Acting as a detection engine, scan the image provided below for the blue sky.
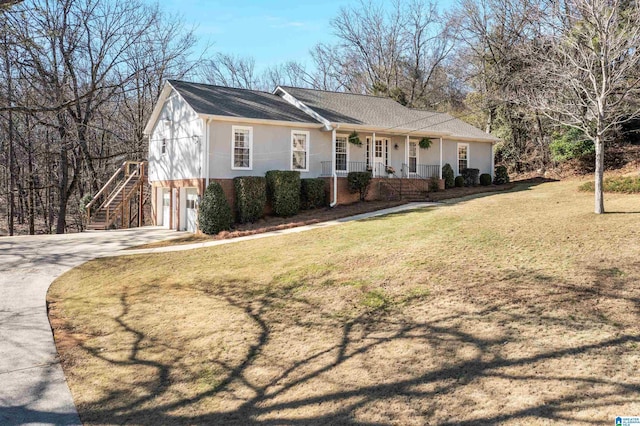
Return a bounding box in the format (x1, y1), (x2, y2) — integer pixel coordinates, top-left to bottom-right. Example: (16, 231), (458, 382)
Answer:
(156, 0), (456, 72)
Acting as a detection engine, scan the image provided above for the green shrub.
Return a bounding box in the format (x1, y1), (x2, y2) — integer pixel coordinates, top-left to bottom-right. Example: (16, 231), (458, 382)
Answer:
(462, 168), (480, 187)
(199, 182), (233, 234)
(234, 176), (266, 223)
(454, 176), (465, 187)
(442, 163), (455, 189)
(429, 175), (440, 192)
(479, 173), (492, 186)
(579, 176), (640, 194)
(301, 178), (326, 209)
(347, 171), (372, 201)
(493, 165), (510, 185)
(550, 128), (594, 162)
(265, 170), (301, 217)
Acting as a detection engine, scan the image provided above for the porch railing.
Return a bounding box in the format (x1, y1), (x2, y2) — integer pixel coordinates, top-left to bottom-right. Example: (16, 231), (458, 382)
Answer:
(321, 161), (440, 179)
(401, 164), (440, 179)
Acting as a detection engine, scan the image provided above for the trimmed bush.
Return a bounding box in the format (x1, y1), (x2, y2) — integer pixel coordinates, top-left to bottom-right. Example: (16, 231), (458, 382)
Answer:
(347, 171), (372, 201)
(442, 163), (455, 189)
(479, 173), (492, 186)
(462, 168), (480, 187)
(266, 170), (301, 217)
(234, 176), (266, 223)
(199, 182), (233, 235)
(493, 165), (510, 185)
(301, 178), (326, 209)
(428, 175), (440, 192)
(579, 176), (640, 194)
(454, 176), (465, 187)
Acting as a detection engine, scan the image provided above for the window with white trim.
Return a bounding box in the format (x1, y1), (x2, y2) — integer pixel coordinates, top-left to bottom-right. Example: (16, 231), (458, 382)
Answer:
(335, 136), (348, 171)
(232, 126), (252, 170)
(458, 143), (469, 174)
(291, 130), (309, 171)
(409, 141), (417, 173)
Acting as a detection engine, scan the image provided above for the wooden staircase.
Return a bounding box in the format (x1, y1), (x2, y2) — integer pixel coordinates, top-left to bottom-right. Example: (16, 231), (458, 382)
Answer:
(85, 161), (147, 231)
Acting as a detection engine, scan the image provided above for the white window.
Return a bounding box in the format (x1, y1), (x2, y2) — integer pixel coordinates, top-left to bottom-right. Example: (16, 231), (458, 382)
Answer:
(291, 130), (309, 171)
(409, 141), (418, 173)
(161, 138), (167, 155)
(232, 126), (253, 170)
(335, 136), (348, 171)
(458, 143), (469, 175)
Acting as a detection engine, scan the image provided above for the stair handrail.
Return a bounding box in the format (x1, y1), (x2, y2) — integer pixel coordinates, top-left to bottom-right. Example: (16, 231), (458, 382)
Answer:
(103, 166), (141, 210)
(104, 166), (142, 228)
(85, 161), (128, 214)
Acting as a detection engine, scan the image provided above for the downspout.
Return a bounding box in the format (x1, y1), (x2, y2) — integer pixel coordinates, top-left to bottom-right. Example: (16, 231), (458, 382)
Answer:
(331, 127), (338, 207)
(205, 118), (211, 189)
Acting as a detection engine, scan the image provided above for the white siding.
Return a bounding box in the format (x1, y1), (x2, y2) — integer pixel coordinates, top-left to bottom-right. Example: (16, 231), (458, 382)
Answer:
(442, 139), (493, 176)
(206, 121), (331, 178)
(148, 90), (202, 182)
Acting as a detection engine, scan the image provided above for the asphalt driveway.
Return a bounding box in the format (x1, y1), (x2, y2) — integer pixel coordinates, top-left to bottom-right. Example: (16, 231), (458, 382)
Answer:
(0, 227), (181, 425)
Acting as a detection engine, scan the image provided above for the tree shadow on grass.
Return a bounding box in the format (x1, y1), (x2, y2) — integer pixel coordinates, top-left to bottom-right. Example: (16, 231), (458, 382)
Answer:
(65, 265), (640, 425)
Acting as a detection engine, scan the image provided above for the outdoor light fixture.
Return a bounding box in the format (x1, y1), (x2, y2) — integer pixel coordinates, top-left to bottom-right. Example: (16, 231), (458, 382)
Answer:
(192, 135), (200, 143)
(394, 143), (399, 150)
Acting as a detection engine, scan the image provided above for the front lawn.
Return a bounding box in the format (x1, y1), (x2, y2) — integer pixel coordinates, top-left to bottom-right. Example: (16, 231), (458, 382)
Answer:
(48, 180), (640, 425)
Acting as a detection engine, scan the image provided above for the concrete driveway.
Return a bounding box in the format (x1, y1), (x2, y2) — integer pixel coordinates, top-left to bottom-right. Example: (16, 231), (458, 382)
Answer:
(0, 227), (182, 425)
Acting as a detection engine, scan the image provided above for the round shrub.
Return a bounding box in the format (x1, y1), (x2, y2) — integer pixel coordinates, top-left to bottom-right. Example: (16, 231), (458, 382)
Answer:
(442, 163), (455, 189)
(301, 178), (326, 209)
(479, 173), (492, 186)
(493, 165), (510, 185)
(454, 176), (465, 187)
(199, 182), (232, 235)
(347, 171), (372, 201)
(266, 170), (301, 217)
(234, 176), (266, 223)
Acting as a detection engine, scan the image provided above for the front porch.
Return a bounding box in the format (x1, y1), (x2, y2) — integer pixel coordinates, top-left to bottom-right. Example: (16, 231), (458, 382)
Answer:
(320, 161), (441, 180)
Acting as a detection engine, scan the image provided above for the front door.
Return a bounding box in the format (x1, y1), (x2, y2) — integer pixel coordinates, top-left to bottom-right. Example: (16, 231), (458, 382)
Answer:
(185, 189), (198, 233)
(162, 189), (170, 228)
(374, 139), (386, 176)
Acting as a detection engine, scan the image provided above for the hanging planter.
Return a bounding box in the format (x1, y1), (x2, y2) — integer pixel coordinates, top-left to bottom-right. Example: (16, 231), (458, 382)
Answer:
(419, 137), (432, 149)
(348, 130), (362, 146)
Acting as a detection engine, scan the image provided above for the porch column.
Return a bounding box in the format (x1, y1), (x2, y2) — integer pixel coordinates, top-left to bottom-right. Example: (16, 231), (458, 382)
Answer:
(371, 131), (376, 177)
(439, 137), (443, 179)
(405, 135), (409, 177)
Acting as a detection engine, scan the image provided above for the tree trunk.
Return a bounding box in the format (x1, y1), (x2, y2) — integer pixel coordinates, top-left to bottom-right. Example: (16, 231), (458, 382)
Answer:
(594, 136), (605, 214)
(56, 143), (69, 234)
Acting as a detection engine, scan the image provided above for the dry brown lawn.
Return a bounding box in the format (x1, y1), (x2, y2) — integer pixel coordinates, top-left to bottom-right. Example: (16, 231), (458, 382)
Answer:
(48, 179), (640, 425)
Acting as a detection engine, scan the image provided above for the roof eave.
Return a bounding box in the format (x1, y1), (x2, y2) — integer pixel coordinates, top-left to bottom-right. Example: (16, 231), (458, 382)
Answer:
(198, 113), (326, 128)
(143, 81), (175, 135)
(331, 122), (453, 137)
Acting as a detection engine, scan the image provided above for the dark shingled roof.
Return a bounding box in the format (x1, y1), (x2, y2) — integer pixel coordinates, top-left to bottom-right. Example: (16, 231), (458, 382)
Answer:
(167, 80), (497, 141)
(168, 80), (316, 123)
(279, 86), (499, 141)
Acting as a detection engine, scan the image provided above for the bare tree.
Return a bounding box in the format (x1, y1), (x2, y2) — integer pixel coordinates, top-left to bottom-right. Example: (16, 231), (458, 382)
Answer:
(200, 53), (260, 89)
(523, 0), (640, 213)
(1, 0), (200, 234)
